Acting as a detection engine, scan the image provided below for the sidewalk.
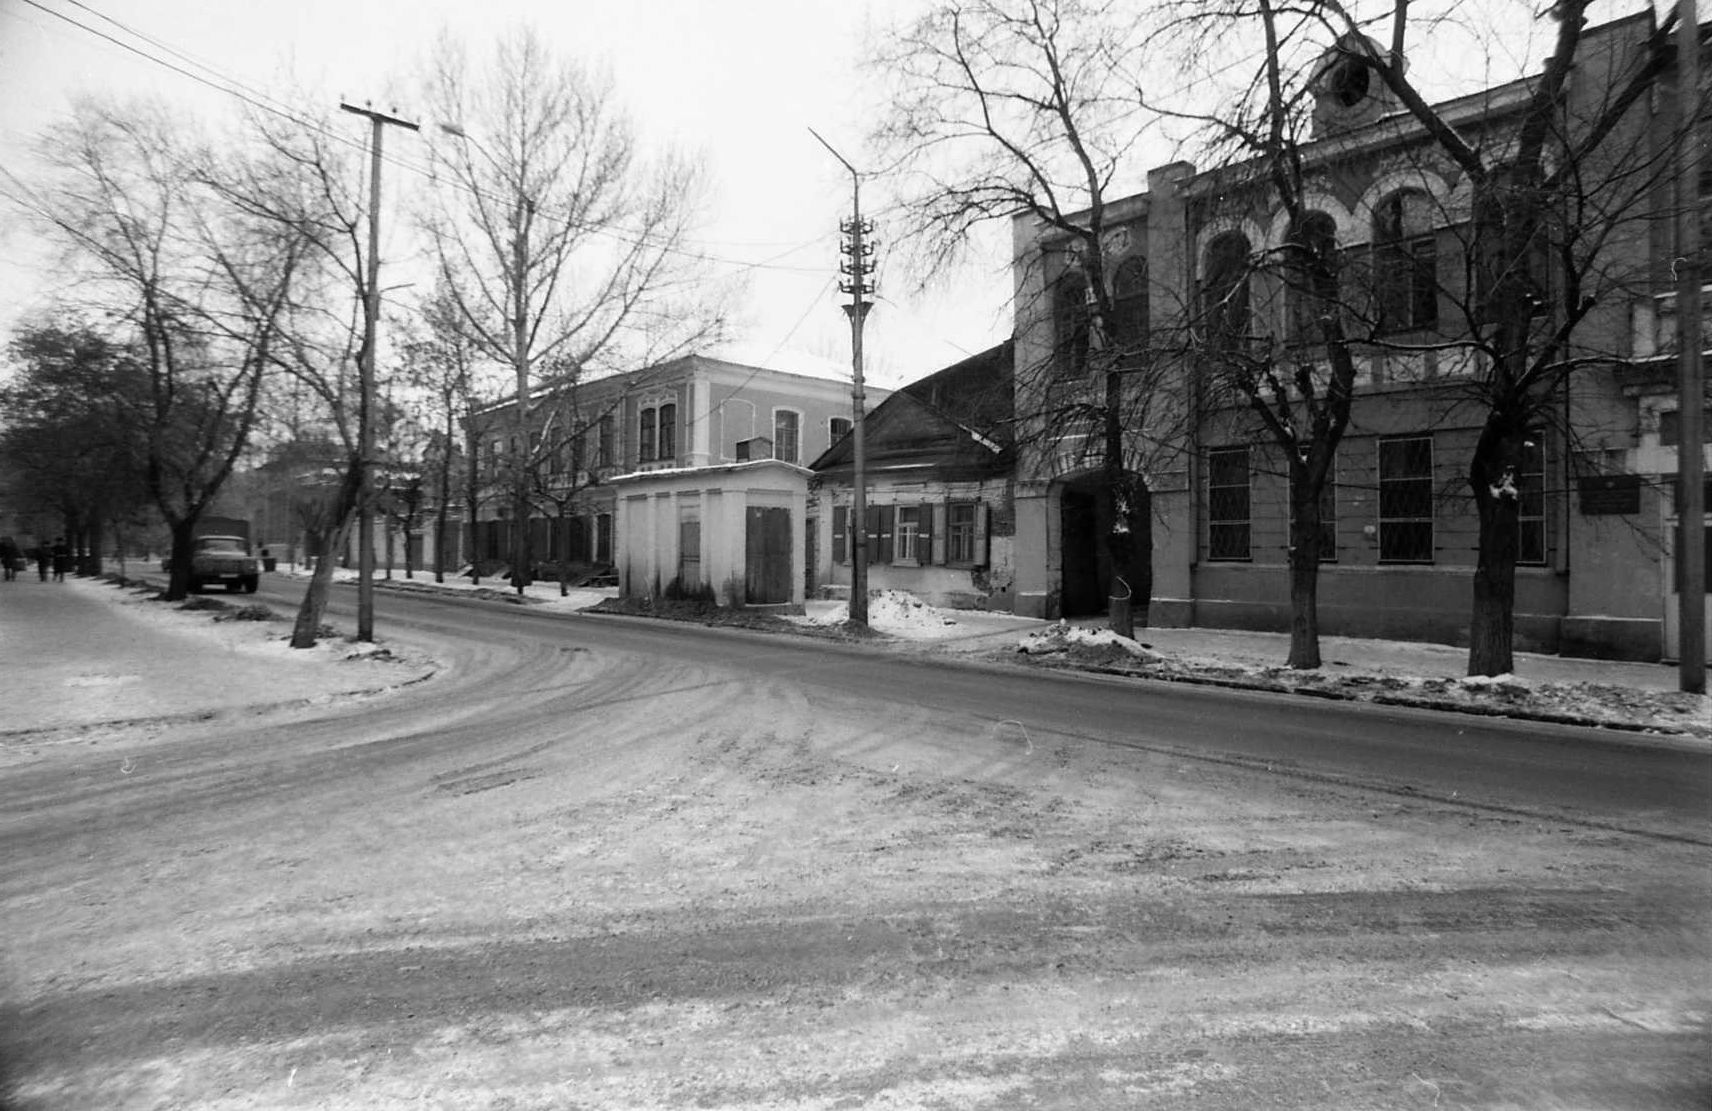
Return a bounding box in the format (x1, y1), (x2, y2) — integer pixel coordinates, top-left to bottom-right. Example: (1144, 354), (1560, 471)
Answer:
(0, 575), (433, 734)
(3, 572), (1707, 740)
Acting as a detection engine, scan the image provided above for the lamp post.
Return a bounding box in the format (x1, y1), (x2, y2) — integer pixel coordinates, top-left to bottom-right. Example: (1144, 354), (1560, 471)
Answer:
(809, 127), (874, 627)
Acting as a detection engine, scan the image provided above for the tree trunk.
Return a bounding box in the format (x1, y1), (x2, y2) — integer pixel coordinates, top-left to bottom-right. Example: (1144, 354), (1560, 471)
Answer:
(1132, 483), (1153, 630)
(1286, 470), (1323, 670)
(290, 514), (355, 649)
(163, 518), (197, 600)
(1467, 424), (1522, 676)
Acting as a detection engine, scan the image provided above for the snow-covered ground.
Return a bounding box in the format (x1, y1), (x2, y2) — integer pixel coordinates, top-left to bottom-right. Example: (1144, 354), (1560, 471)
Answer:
(275, 564), (616, 613)
(9, 575), (1709, 741)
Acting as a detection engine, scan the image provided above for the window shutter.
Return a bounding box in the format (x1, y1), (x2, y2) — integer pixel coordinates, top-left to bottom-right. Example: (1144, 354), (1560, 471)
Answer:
(930, 502), (947, 565)
(975, 503), (990, 567)
(832, 506), (847, 564)
(870, 505), (895, 565)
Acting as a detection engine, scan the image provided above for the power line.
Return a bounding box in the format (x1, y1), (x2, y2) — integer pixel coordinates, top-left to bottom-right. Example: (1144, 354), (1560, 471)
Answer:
(12, 0), (844, 279)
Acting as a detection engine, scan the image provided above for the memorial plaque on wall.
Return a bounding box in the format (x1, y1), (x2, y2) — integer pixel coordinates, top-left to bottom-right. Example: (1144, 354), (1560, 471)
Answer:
(1578, 474), (1642, 515)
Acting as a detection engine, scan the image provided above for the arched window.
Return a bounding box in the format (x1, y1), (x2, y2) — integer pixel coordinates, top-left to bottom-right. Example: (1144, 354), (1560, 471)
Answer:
(1111, 256), (1149, 355)
(1203, 232), (1251, 352)
(1373, 189), (1438, 332)
(1474, 166), (1550, 323)
(1286, 212), (1339, 345)
(1053, 273), (1091, 377)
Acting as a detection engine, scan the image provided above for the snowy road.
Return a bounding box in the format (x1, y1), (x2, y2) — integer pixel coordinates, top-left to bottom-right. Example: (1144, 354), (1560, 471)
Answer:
(318, 581), (1711, 844)
(3, 580), (1709, 1108)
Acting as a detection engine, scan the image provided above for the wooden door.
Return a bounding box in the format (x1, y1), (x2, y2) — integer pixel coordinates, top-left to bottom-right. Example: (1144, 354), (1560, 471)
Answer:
(745, 506), (792, 604)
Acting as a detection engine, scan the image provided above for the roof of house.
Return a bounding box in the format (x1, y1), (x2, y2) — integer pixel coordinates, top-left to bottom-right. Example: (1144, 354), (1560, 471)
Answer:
(810, 341), (1014, 481)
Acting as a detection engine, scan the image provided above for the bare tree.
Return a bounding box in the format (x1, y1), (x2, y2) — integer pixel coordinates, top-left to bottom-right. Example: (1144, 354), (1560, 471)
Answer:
(1140, 0), (1373, 669)
(525, 362), (628, 595)
(5, 98), (306, 601)
(204, 101), (408, 646)
(871, 0), (1178, 636)
(423, 26), (728, 594)
(1159, 0), (1680, 674)
(399, 288), (491, 584)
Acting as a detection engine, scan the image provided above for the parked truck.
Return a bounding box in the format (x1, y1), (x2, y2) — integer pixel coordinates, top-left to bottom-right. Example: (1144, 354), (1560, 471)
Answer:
(162, 516), (260, 594)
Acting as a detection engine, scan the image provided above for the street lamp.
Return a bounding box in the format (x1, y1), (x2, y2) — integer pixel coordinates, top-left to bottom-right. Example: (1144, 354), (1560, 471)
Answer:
(437, 122), (536, 596)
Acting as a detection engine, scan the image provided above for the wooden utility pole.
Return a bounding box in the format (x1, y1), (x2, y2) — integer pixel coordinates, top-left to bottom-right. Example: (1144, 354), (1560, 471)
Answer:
(340, 102), (419, 642)
(811, 128), (874, 626)
(1677, 3), (1704, 692)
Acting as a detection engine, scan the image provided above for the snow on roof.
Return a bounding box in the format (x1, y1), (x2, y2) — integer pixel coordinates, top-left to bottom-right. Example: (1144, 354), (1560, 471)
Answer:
(705, 342), (858, 386)
(607, 457), (812, 484)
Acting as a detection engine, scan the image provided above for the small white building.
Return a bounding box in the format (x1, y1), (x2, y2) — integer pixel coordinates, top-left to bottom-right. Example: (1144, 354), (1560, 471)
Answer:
(612, 459), (810, 610)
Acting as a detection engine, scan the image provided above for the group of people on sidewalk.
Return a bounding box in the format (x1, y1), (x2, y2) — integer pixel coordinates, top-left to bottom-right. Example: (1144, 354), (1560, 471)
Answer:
(0, 536), (73, 583)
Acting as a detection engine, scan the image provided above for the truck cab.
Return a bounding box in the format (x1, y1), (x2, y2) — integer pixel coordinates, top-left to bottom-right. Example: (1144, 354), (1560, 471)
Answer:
(186, 535), (260, 594)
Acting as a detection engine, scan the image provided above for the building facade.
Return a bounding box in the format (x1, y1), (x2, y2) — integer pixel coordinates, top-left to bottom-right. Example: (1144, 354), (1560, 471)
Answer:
(810, 343), (1016, 609)
(470, 354), (881, 580)
(1007, 11), (1701, 661)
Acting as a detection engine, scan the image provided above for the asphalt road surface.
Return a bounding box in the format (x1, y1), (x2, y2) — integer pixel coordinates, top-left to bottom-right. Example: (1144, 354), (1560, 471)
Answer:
(3, 579), (1708, 1109)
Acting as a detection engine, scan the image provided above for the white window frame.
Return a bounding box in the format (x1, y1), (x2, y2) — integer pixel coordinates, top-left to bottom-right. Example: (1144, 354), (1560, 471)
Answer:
(772, 407), (804, 464)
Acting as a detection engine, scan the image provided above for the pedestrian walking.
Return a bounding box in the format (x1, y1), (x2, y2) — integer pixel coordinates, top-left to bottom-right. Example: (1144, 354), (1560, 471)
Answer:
(33, 544), (49, 581)
(51, 538), (70, 582)
(0, 536), (18, 581)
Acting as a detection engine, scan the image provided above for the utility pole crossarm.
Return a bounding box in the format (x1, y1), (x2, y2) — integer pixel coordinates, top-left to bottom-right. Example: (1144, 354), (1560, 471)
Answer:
(811, 126), (876, 628)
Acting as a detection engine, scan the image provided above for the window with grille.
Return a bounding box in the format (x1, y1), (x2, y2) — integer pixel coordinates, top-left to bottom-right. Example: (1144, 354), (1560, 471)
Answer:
(830, 416), (852, 444)
(1207, 446), (1251, 560)
(1519, 435), (1546, 565)
(1378, 435), (1435, 562)
(773, 410), (801, 464)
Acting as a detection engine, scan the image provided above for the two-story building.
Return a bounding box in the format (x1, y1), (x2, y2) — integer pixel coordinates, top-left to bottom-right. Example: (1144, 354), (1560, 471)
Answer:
(470, 352), (882, 585)
(1005, 9), (1703, 661)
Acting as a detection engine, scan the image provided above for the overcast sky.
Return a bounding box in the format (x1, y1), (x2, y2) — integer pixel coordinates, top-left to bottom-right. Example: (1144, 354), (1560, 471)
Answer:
(0, 0), (1024, 387)
(0, 0), (1616, 388)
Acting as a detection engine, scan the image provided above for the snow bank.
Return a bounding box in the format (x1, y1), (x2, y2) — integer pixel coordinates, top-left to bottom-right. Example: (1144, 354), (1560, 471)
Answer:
(805, 590), (967, 639)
